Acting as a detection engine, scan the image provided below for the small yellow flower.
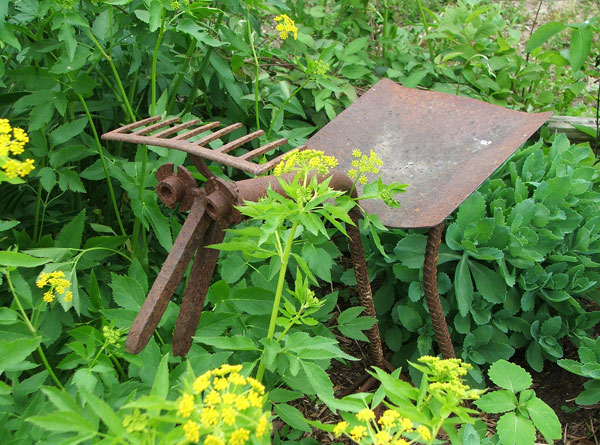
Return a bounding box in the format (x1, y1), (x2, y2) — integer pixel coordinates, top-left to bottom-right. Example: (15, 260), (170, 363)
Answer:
(357, 408), (375, 422)
(229, 427), (250, 445)
(333, 421), (348, 437)
(246, 377), (265, 395)
(274, 14), (298, 40)
(375, 430), (392, 444)
(399, 417), (413, 432)
(213, 377), (229, 391)
(392, 440), (409, 445)
(204, 390), (221, 405)
(378, 409), (400, 428)
(205, 435), (225, 445)
(64, 291), (73, 302)
(222, 406), (238, 426)
(256, 414), (269, 438)
(178, 393), (195, 418)
(200, 406), (219, 427)
(247, 390), (262, 407)
(183, 420), (200, 443)
(228, 372), (247, 386)
(349, 425), (367, 441)
(43, 291), (55, 303)
(234, 395), (250, 410)
(417, 425), (432, 441)
(193, 373), (211, 393)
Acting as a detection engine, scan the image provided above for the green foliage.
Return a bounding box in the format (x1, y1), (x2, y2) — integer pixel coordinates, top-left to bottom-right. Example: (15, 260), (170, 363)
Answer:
(558, 336), (600, 405)
(475, 360), (561, 444)
(377, 134), (600, 378)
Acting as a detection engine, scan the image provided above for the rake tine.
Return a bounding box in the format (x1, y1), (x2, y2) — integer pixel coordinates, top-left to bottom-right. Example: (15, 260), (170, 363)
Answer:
(173, 122), (221, 140)
(195, 123), (243, 146)
(240, 138), (287, 161)
(107, 116), (161, 135)
(152, 119), (202, 138)
(216, 130), (264, 153)
(133, 117), (181, 135)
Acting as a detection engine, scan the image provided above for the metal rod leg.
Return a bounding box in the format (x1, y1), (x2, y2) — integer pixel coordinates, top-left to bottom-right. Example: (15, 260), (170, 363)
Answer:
(423, 222), (455, 359)
(172, 221), (226, 356)
(125, 198), (211, 354)
(347, 208), (385, 367)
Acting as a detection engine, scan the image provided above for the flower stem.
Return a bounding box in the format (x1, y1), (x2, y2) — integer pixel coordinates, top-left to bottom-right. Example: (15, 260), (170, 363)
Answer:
(266, 77), (310, 139)
(5, 271), (64, 390)
(255, 220), (299, 382)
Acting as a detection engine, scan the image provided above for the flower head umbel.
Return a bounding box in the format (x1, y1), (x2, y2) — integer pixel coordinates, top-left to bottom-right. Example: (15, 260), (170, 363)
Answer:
(274, 14), (298, 40)
(174, 363), (271, 443)
(272, 149), (338, 177)
(347, 148), (383, 185)
(0, 119), (35, 181)
(36, 271), (73, 305)
(414, 356), (483, 403)
(334, 407), (417, 444)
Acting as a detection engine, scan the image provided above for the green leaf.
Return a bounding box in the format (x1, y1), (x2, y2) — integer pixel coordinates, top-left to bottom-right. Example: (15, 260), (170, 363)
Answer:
(457, 192), (486, 229)
(396, 305), (422, 332)
(474, 390), (516, 413)
(469, 261), (505, 303)
(41, 386), (80, 413)
(110, 273), (145, 311)
(27, 411), (97, 434)
(393, 234), (426, 269)
(220, 254), (248, 283)
(301, 244), (333, 282)
(496, 412), (536, 445)
(488, 360), (532, 393)
(58, 169), (86, 193)
(80, 388), (124, 436)
(0, 337), (41, 375)
(0, 219), (19, 231)
(195, 335), (258, 351)
(56, 209), (85, 249)
(569, 26), (592, 72)
(49, 118), (87, 146)
(0, 251), (50, 267)
(145, 199), (172, 251)
(526, 22), (566, 53)
(150, 353), (170, 399)
(526, 396), (561, 443)
(274, 403), (311, 432)
(455, 252), (473, 316)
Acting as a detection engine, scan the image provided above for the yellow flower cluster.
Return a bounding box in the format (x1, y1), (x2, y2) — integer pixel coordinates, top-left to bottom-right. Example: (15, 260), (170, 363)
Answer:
(36, 271), (73, 304)
(272, 149), (338, 177)
(274, 14), (298, 40)
(348, 149), (384, 185)
(333, 408), (428, 444)
(177, 364), (270, 444)
(417, 356), (482, 402)
(0, 119), (35, 179)
(102, 326), (122, 347)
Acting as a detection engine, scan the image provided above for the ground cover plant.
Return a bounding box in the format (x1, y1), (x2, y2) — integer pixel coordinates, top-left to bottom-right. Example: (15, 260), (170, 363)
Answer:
(1, 0), (599, 443)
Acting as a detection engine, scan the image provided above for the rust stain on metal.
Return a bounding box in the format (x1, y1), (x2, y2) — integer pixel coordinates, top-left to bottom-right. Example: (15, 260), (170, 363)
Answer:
(307, 78), (552, 228)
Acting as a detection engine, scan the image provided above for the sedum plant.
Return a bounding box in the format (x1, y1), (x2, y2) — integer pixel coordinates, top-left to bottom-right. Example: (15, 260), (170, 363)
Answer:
(474, 359), (561, 445)
(557, 335), (600, 406)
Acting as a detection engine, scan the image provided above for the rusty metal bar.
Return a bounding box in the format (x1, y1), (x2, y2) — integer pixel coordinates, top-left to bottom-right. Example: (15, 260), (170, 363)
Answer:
(423, 222), (455, 359)
(113, 116), (161, 133)
(153, 119), (201, 138)
(173, 122), (221, 140)
(133, 117), (180, 135)
(217, 130), (264, 153)
(240, 138), (288, 161)
(125, 197), (212, 354)
(172, 221), (227, 356)
(195, 123), (243, 146)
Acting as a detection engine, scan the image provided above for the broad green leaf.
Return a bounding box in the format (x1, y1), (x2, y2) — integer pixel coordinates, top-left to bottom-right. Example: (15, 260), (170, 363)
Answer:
(455, 252), (473, 316)
(474, 390), (516, 413)
(0, 337), (41, 374)
(41, 386), (80, 413)
(145, 199), (172, 251)
(394, 235), (426, 269)
(488, 360), (532, 393)
(456, 192), (486, 229)
(27, 411), (96, 434)
(110, 273), (145, 311)
(220, 254), (248, 283)
(55, 209), (85, 249)
(80, 388), (124, 436)
(150, 353), (170, 399)
(569, 26), (592, 72)
(49, 118), (87, 146)
(274, 403), (311, 432)
(195, 335), (258, 351)
(58, 168), (86, 193)
(0, 251), (50, 267)
(301, 244), (333, 282)
(526, 22), (566, 52)
(0, 219), (19, 231)
(396, 305), (422, 332)
(469, 261), (505, 303)
(526, 396), (561, 443)
(496, 412), (536, 445)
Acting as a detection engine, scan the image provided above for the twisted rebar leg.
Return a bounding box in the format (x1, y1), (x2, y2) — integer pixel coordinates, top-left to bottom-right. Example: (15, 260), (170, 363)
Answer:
(423, 222), (455, 359)
(347, 208), (384, 367)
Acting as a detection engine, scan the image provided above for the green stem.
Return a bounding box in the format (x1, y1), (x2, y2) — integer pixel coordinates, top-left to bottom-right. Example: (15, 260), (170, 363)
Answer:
(255, 220), (299, 382)
(79, 94), (127, 238)
(247, 8), (262, 130)
(6, 271), (64, 390)
(415, 0), (434, 61)
(151, 11), (166, 116)
(266, 77), (310, 139)
(32, 181), (43, 242)
(166, 38), (196, 113)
